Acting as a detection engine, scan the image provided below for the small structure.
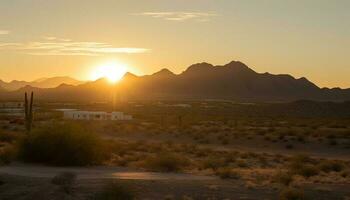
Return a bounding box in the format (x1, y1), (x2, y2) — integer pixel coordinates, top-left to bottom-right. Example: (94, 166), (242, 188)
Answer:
(63, 110), (132, 121)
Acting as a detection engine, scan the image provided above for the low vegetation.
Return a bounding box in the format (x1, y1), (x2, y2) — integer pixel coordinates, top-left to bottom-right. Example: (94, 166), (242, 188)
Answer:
(18, 122), (110, 166)
(215, 167), (240, 179)
(142, 152), (190, 172)
(0, 101), (349, 199)
(0, 144), (17, 165)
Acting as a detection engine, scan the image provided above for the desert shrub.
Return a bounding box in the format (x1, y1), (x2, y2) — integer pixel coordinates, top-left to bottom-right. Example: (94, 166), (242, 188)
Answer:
(202, 156), (226, 170)
(341, 170), (349, 178)
(236, 159), (248, 168)
(318, 160), (344, 173)
(264, 135), (271, 141)
(215, 167), (240, 179)
(274, 171), (294, 186)
(0, 131), (20, 143)
(0, 144), (17, 165)
(52, 172), (76, 194)
(93, 182), (134, 200)
(19, 122), (110, 166)
(224, 153), (237, 163)
(297, 165), (319, 178)
(221, 139), (229, 145)
(279, 187), (305, 200)
(328, 139), (338, 146)
(288, 155), (319, 178)
(143, 153), (189, 172)
(297, 135), (305, 143)
(289, 155), (310, 168)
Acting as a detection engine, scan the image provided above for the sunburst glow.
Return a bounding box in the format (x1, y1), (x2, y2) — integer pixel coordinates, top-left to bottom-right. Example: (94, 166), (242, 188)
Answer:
(91, 61), (127, 83)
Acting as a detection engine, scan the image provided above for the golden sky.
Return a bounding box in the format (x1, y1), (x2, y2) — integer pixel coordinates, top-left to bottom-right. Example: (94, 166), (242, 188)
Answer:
(0, 0), (349, 88)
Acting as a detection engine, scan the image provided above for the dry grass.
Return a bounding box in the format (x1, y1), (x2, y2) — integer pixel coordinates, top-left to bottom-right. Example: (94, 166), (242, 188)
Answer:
(142, 153), (190, 172)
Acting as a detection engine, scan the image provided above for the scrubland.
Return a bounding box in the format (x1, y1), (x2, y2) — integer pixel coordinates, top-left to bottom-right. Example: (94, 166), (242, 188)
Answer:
(0, 101), (349, 199)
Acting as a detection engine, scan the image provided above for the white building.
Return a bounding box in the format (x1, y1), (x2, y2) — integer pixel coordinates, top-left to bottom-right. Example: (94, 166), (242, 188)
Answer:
(63, 110), (132, 121)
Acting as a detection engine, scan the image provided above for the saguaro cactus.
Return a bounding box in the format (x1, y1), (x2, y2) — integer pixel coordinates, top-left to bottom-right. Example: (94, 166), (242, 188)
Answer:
(24, 92), (34, 133)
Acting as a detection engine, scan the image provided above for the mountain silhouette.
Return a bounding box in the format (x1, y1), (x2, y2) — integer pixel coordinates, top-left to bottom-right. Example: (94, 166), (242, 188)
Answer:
(0, 76), (84, 91)
(0, 61), (349, 102)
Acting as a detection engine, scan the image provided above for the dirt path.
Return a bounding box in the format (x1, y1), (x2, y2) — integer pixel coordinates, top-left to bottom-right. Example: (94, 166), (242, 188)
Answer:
(0, 163), (216, 181)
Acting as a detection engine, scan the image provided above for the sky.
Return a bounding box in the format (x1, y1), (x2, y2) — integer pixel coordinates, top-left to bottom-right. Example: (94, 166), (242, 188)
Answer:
(0, 0), (349, 88)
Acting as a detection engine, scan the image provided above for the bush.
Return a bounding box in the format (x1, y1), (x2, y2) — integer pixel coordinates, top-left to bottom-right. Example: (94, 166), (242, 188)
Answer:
(288, 155), (319, 178)
(279, 187), (305, 200)
(275, 171), (294, 186)
(143, 153), (189, 172)
(341, 170), (349, 178)
(297, 165), (319, 178)
(93, 182), (134, 200)
(0, 144), (17, 165)
(328, 139), (338, 146)
(0, 131), (20, 143)
(0, 175), (5, 185)
(19, 122), (110, 166)
(236, 159), (248, 168)
(318, 160), (344, 173)
(215, 167), (240, 179)
(202, 157), (226, 170)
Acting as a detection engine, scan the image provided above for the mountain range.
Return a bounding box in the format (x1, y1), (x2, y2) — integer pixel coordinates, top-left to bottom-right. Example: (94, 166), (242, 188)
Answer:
(0, 76), (84, 91)
(0, 61), (349, 102)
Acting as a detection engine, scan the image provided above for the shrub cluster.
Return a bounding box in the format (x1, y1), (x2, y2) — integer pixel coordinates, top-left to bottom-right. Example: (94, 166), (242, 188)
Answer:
(0, 144), (17, 165)
(19, 122), (110, 166)
(142, 152), (189, 172)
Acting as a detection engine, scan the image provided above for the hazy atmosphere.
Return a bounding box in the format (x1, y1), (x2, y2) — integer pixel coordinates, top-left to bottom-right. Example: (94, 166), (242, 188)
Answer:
(1, 1), (350, 200)
(1, 0), (349, 88)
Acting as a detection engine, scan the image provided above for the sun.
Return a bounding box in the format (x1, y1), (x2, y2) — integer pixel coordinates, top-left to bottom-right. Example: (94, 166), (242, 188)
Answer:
(91, 61), (127, 83)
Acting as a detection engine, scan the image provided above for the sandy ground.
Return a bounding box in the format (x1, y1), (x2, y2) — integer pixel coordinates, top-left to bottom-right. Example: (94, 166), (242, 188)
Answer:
(0, 173), (349, 200)
(0, 162), (216, 181)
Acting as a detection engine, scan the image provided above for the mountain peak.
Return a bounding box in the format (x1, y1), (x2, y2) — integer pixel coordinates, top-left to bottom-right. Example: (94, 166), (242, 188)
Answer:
(153, 68), (175, 76)
(57, 83), (74, 88)
(183, 62), (214, 74)
(123, 72), (138, 79)
(224, 60), (256, 73)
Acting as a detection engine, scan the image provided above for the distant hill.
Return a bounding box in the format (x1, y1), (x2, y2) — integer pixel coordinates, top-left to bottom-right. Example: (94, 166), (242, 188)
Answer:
(31, 76), (84, 88)
(0, 61), (349, 102)
(0, 76), (84, 91)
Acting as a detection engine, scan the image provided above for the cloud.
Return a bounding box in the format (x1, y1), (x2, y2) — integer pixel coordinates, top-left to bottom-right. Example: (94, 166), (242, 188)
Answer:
(135, 12), (218, 22)
(43, 36), (72, 42)
(0, 37), (150, 56)
(0, 30), (10, 35)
